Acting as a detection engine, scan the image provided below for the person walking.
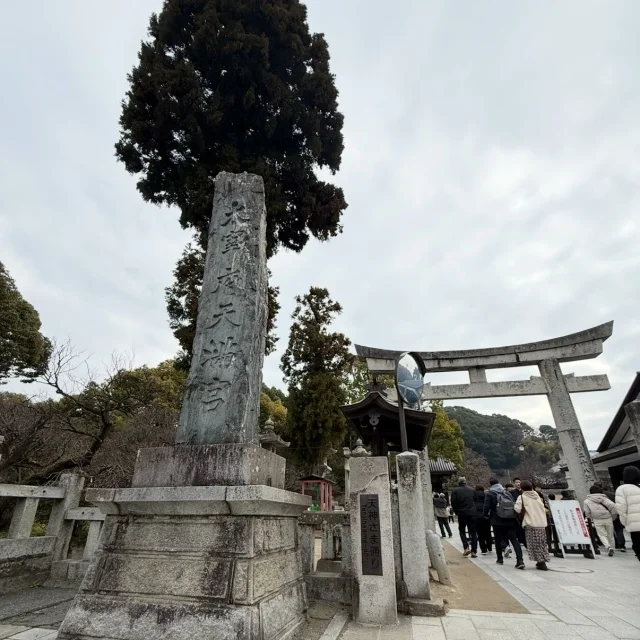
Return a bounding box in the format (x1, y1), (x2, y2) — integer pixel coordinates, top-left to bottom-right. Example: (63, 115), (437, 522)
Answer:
(484, 476), (525, 569)
(510, 478), (527, 548)
(515, 480), (550, 570)
(602, 486), (627, 551)
(615, 466), (640, 561)
(434, 492), (453, 538)
(474, 485), (492, 555)
(584, 485), (618, 557)
(451, 477), (479, 558)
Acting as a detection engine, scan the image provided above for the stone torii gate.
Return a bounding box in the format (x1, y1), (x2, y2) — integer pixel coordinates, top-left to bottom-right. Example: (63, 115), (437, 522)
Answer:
(355, 322), (613, 505)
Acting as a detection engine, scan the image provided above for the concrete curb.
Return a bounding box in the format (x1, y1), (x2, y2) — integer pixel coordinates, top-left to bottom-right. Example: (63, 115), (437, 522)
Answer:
(318, 611), (350, 640)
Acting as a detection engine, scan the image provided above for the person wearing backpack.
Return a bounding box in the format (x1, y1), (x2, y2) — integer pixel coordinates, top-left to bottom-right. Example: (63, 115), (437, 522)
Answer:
(615, 466), (640, 561)
(484, 476), (525, 569)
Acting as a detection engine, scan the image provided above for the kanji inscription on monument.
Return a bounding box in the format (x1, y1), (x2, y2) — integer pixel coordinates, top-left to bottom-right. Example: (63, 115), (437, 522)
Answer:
(175, 172), (268, 446)
(360, 494), (383, 576)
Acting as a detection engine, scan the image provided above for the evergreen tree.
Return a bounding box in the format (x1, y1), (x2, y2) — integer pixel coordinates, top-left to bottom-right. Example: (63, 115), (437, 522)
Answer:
(281, 287), (353, 464)
(0, 262), (51, 383)
(428, 400), (464, 468)
(116, 0), (347, 362)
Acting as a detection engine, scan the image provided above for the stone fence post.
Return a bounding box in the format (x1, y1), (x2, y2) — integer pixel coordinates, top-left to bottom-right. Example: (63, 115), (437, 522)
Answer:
(46, 474), (85, 561)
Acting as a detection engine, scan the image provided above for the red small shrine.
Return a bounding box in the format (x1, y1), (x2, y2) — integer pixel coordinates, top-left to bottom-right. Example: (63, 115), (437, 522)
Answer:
(300, 475), (334, 512)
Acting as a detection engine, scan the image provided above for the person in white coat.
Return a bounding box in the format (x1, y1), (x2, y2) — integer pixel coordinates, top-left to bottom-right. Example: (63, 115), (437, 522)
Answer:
(615, 466), (640, 562)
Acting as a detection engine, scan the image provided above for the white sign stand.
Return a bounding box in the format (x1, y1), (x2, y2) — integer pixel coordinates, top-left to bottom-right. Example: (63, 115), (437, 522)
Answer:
(549, 500), (596, 559)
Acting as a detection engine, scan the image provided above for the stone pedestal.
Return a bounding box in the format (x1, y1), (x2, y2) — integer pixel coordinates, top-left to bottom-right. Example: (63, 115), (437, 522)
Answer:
(58, 484), (311, 640)
(349, 457), (397, 625)
(132, 444), (285, 489)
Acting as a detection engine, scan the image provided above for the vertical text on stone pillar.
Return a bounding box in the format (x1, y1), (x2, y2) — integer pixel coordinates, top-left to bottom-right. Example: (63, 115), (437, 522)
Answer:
(360, 494), (383, 576)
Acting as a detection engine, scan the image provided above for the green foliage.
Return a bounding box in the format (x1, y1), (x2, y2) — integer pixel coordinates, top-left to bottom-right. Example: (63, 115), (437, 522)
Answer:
(287, 371), (350, 464)
(259, 391), (287, 433)
(428, 400), (464, 468)
(342, 360), (394, 405)
(0, 262), (51, 383)
(445, 406), (528, 472)
(165, 238), (281, 368)
(262, 384), (287, 405)
(115, 0), (347, 256)
(539, 424), (559, 442)
(281, 288), (354, 464)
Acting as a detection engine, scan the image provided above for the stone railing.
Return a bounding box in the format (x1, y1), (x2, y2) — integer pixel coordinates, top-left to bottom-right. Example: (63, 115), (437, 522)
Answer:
(0, 474), (104, 591)
(298, 511), (353, 605)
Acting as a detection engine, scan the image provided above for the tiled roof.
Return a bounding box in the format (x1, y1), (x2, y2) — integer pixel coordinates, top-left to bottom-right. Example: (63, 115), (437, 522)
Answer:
(429, 457), (457, 473)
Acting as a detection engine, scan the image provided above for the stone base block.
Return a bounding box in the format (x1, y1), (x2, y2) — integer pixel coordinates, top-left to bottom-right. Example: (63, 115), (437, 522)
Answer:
(398, 597), (446, 617)
(132, 444), (285, 489)
(315, 559), (342, 574)
(49, 559), (90, 585)
(305, 573), (353, 606)
(59, 585), (307, 640)
(58, 485), (311, 640)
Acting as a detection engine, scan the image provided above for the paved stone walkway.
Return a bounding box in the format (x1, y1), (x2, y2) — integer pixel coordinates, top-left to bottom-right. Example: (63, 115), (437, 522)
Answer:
(1, 536), (638, 640)
(0, 628), (57, 639)
(343, 534), (640, 640)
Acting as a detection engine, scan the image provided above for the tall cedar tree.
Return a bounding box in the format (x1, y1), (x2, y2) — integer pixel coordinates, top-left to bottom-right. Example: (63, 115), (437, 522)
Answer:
(281, 288), (354, 464)
(116, 0), (347, 362)
(0, 262), (51, 382)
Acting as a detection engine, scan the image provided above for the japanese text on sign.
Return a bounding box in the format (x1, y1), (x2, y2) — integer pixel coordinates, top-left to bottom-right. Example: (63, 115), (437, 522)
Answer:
(360, 494), (383, 576)
(549, 501), (591, 545)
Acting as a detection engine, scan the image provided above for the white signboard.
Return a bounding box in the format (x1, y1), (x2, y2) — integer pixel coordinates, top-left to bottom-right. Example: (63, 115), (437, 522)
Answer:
(549, 500), (592, 545)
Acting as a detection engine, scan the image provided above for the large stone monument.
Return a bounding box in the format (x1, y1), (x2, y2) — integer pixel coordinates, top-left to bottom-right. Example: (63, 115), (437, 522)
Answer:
(58, 173), (311, 640)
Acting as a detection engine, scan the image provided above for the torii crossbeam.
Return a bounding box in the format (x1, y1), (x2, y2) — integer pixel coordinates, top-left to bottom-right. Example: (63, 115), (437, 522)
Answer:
(355, 321), (614, 504)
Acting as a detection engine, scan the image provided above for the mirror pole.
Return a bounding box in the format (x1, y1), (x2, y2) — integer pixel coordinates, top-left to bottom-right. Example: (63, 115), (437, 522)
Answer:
(398, 394), (409, 452)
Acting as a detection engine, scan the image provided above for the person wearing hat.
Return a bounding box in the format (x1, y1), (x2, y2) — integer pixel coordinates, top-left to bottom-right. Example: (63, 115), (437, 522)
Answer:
(451, 476), (479, 557)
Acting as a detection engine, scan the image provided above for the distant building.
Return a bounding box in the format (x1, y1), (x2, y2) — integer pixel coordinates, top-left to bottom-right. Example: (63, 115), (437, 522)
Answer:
(592, 372), (640, 488)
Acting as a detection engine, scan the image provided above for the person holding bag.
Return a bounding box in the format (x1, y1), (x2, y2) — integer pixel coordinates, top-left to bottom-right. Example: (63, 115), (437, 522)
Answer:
(515, 480), (550, 570)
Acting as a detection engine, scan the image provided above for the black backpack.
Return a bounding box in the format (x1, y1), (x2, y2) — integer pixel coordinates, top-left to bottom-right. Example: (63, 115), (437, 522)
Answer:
(494, 490), (516, 519)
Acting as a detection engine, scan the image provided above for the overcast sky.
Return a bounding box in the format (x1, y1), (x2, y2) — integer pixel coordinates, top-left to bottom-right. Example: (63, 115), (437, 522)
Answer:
(1, 1), (639, 449)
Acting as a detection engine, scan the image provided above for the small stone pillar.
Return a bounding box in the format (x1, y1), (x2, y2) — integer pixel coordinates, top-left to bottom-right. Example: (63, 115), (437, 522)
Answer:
(343, 447), (351, 510)
(8, 498), (39, 539)
(350, 457), (397, 625)
(417, 447), (436, 532)
(396, 452), (430, 600)
(321, 522), (333, 560)
(539, 358), (597, 504)
(426, 530), (452, 586)
(624, 401), (640, 454)
(46, 474), (85, 561)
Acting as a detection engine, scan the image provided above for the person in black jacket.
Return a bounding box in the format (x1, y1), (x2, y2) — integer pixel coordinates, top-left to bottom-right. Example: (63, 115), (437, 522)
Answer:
(484, 477), (525, 569)
(510, 478), (527, 548)
(474, 485), (492, 554)
(451, 477), (478, 557)
(433, 493), (453, 538)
